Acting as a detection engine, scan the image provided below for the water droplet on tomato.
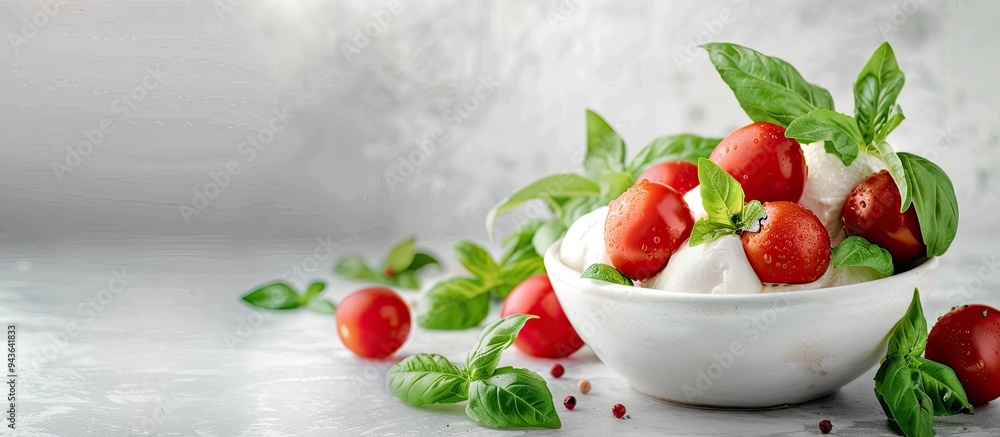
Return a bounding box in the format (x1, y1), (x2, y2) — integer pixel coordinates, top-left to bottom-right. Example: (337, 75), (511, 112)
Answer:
(753, 138), (759, 144)
(653, 236), (661, 244)
(763, 254), (772, 264)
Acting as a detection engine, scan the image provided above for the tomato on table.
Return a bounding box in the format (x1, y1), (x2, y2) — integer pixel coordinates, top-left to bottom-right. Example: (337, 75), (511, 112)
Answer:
(926, 304), (1000, 405)
(501, 273), (583, 358)
(741, 201), (831, 283)
(605, 180), (694, 281)
(842, 169), (925, 267)
(710, 122), (807, 203)
(335, 287), (411, 359)
(636, 160), (699, 195)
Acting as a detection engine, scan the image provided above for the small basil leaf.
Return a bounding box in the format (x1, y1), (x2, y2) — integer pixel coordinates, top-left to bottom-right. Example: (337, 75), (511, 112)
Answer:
(333, 255), (377, 280)
(874, 355), (935, 437)
(871, 141), (909, 207)
(854, 42), (905, 144)
(454, 241), (500, 282)
(465, 366), (562, 429)
(785, 109), (866, 166)
(500, 219), (546, 265)
(580, 263), (633, 286)
(738, 200), (767, 234)
(494, 257), (545, 299)
(387, 270), (420, 290)
(897, 153), (959, 258)
(688, 219), (737, 247)
(584, 109), (626, 178)
(405, 252), (441, 273)
(388, 353), (468, 407)
(914, 357), (974, 416)
(531, 220), (568, 258)
(887, 289), (927, 359)
(466, 314), (536, 380)
(628, 134), (723, 176)
(701, 42), (834, 127)
(697, 158), (743, 226)
(486, 174), (602, 239)
(876, 104), (905, 144)
(306, 298), (337, 314)
(417, 278), (491, 330)
(832, 236), (894, 279)
(383, 237), (417, 273)
(302, 281), (326, 303)
(241, 282), (301, 309)
(598, 172), (635, 203)
(560, 196), (604, 228)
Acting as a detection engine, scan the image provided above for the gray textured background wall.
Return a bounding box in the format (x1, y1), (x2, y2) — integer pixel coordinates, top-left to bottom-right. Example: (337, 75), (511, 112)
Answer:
(1, 0), (997, 250)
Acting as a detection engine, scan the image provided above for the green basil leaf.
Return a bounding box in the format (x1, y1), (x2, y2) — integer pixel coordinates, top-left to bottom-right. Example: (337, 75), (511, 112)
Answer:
(887, 289), (927, 358)
(914, 357), (974, 416)
(333, 255), (378, 281)
(697, 158), (743, 226)
(466, 366), (562, 429)
(302, 281), (326, 303)
(387, 270), (420, 290)
(897, 153), (959, 258)
(874, 355), (935, 437)
(387, 353), (468, 407)
(383, 237), (417, 273)
(832, 236), (894, 279)
(628, 134), (723, 176)
(785, 109), (865, 166)
(405, 252), (441, 273)
(466, 314), (536, 380)
(737, 200), (767, 233)
(417, 278), (491, 330)
(581, 263), (633, 286)
(486, 174), (601, 239)
(492, 257), (545, 299)
(455, 241), (500, 282)
(500, 219), (546, 265)
(876, 104), (906, 144)
(584, 109), (626, 178)
(701, 42), (834, 127)
(306, 298), (337, 314)
(854, 42), (906, 144)
(531, 220), (568, 258)
(560, 196), (604, 228)
(871, 140), (909, 206)
(598, 172), (635, 203)
(688, 219), (737, 247)
(241, 282), (301, 309)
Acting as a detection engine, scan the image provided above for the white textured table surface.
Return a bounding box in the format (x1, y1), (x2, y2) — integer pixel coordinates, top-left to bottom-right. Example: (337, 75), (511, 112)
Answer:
(2, 234), (999, 436)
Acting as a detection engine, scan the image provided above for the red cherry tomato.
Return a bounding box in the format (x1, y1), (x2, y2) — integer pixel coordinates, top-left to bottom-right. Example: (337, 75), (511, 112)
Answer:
(636, 160), (699, 195)
(605, 180), (694, 281)
(741, 201), (831, 283)
(710, 122), (807, 203)
(926, 304), (1000, 405)
(335, 287), (411, 359)
(842, 170), (925, 267)
(501, 274), (583, 358)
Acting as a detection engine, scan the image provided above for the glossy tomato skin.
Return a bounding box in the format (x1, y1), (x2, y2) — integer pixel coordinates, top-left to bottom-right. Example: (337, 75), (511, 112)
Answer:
(710, 122), (807, 203)
(636, 160), (699, 195)
(926, 304), (1000, 405)
(335, 287), (411, 359)
(842, 170), (925, 267)
(501, 274), (583, 358)
(605, 180), (694, 281)
(741, 201), (831, 283)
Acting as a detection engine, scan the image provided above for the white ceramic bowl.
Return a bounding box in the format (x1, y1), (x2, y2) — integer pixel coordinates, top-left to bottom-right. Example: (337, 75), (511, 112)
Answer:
(545, 239), (939, 409)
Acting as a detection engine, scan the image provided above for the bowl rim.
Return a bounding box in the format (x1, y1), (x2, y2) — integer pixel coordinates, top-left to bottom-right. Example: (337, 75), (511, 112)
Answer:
(545, 238), (939, 303)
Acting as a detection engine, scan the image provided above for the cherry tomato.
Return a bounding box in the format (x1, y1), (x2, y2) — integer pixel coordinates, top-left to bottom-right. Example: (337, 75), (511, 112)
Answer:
(741, 201), (831, 283)
(926, 304), (1000, 405)
(501, 274), (583, 358)
(842, 170), (925, 267)
(710, 122), (807, 203)
(636, 160), (699, 195)
(605, 180), (694, 281)
(335, 287), (411, 359)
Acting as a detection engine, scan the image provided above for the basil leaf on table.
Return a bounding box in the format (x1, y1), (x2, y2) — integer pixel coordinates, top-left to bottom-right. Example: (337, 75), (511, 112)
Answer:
(874, 354), (936, 437)
(914, 357), (973, 416)
(306, 298), (337, 314)
(701, 42), (834, 127)
(383, 237), (417, 273)
(628, 134), (722, 176)
(581, 263), (633, 286)
(897, 153), (959, 258)
(417, 278), (492, 330)
(486, 174), (601, 239)
(302, 281), (327, 304)
(466, 366), (562, 429)
(241, 283), (303, 309)
(406, 252), (441, 272)
(333, 255), (377, 281)
(832, 236), (894, 279)
(854, 42), (905, 144)
(387, 353), (469, 407)
(785, 109), (866, 166)
(465, 314), (536, 380)
(455, 241), (500, 283)
(584, 109), (627, 178)
(886, 289), (928, 358)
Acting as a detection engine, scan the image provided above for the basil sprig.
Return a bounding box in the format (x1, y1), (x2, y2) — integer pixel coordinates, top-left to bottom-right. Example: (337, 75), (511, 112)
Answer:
(388, 315), (562, 429)
(874, 289), (973, 436)
(580, 263), (633, 286)
(687, 158), (766, 246)
(486, 109), (721, 255)
(832, 236), (894, 279)
(333, 237), (441, 289)
(417, 241), (544, 329)
(240, 281), (336, 314)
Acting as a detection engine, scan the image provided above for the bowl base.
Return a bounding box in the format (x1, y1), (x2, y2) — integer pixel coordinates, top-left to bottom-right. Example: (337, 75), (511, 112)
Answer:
(634, 387), (840, 411)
